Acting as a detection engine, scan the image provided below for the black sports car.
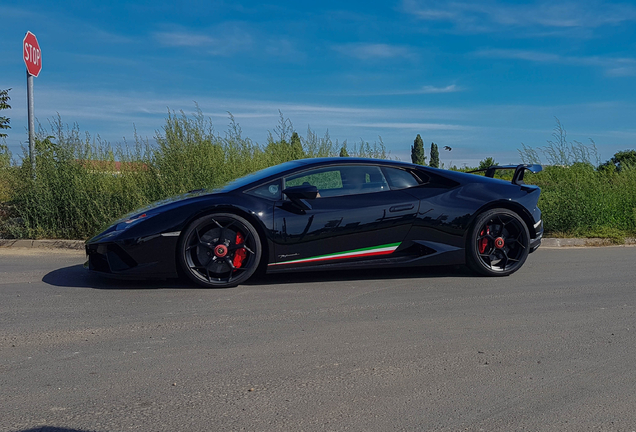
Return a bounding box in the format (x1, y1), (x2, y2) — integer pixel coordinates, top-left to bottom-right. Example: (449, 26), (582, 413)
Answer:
(86, 158), (543, 287)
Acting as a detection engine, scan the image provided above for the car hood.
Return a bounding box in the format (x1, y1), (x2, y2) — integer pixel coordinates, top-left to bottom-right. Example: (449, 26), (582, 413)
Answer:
(90, 188), (228, 240)
(116, 188), (220, 221)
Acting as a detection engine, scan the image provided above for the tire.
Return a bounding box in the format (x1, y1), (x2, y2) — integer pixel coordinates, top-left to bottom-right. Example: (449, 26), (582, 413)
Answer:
(466, 208), (530, 277)
(178, 213), (262, 288)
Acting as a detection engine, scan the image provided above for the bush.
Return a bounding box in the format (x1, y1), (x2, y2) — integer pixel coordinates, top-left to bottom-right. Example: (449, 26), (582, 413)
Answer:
(525, 164), (636, 237)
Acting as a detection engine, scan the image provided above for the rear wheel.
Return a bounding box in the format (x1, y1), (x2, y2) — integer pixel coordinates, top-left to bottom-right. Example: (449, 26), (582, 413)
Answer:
(178, 213), (262, 288)
(466, 208), (530, 276)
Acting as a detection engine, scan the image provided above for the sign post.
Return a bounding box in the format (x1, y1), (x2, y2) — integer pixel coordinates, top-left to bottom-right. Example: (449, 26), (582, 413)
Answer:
(23, 31), (42, 175)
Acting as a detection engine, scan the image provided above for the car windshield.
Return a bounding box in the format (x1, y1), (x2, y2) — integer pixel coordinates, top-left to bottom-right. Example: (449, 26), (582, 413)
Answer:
(219, 160), (305, 191)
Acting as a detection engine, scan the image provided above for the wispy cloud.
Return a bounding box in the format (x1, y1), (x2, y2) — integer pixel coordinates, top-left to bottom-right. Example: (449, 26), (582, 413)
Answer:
(418, 84), (463, 94)
(154, 27), (302, 60)
(475, 48), (636, 77)
(402, 0), (636, 36)
(154, 31), (216, 47)
(356, 84), (465, 96)
(154, 25), (253, 55)
(86, 27), (133, 44)
(350, 122), (470, 130)
(263, 38), (306, 60)
(333, 43), (415, 60)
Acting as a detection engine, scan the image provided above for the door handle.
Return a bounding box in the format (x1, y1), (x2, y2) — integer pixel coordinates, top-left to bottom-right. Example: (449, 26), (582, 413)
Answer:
(389, 204), (414, 212)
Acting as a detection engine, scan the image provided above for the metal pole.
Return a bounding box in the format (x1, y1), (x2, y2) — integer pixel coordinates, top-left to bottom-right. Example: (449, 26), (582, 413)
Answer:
(27, 69), (35, 175)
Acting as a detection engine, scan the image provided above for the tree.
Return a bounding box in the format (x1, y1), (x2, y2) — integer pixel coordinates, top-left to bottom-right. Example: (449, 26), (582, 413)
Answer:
(339, 142), (349, 157)
(0, 88), (11, 138)
(478, 157), (497, 171)
(429, 142), (440, 168)
(411, 134), (426, 165)
(289, 131), (304, 160)
(599, 149), (636, 172)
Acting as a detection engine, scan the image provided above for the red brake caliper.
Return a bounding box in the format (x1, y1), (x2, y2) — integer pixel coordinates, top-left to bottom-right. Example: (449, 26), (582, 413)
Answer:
(478, 227), (490, 254)
(232, 231), (247, 269)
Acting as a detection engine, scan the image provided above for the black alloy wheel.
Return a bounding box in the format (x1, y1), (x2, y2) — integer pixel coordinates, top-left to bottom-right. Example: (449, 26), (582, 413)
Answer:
(467, 208), (530, 276)
(179, 213), (262, 288)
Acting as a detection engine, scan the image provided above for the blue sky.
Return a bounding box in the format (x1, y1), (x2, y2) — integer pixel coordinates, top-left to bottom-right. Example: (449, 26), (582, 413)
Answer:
(2, 0), (636, 166)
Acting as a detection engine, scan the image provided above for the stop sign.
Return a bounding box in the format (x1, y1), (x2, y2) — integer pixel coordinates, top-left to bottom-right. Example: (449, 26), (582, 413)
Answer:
(23, 31), (42, 77)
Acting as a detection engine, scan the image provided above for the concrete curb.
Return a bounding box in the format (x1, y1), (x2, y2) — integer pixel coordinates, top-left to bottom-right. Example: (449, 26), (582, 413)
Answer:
(540, 237), (636, 247)
(0, 239), (85, 250)
(1, 237), (635, 251)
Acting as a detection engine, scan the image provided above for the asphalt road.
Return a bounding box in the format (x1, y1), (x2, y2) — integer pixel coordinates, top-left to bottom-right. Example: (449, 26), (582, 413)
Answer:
(1, 246), (636, 432)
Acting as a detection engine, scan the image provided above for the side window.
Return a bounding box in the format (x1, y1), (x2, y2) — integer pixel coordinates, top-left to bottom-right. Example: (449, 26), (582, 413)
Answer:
(382, 167), (422, 190)
(245, 180), (282, 201)
(285, 168), (342, 190)
(284, 165), (389, 197)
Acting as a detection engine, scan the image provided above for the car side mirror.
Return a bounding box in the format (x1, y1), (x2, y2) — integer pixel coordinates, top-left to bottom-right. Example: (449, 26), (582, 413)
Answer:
(283, 184), (318, 210)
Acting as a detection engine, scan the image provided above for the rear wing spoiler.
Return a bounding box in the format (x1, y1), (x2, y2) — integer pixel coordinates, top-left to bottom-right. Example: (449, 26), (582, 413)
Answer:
(468, 164), (542, 185)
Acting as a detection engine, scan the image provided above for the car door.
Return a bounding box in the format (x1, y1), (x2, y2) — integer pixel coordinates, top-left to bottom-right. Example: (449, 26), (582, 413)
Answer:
(270, 164), (419, 270)
(385, 166), (466, 248)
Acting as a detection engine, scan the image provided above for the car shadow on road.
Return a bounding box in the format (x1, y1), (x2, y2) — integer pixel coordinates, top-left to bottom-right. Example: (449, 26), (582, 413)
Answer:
(15, 428), (95, 432)
(42, 264), (472, 290)
(42, 264), (191, 290)
(247, 265), (472, 286)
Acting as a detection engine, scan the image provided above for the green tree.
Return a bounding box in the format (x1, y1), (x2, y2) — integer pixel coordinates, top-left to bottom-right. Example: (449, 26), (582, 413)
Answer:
(429, 142), (440, 168)
(478, 157), (497, 171)
(0, 88), (11, 138)
(290, 131), (305, 160)
(599, 149), (636, 172)
(339, 141), (349, 157)
(411, 134), (426, 165)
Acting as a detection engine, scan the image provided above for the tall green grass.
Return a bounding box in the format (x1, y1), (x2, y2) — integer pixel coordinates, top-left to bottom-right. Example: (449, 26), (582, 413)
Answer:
(526, 164), (636, 239)
(0, 109), (387, 239)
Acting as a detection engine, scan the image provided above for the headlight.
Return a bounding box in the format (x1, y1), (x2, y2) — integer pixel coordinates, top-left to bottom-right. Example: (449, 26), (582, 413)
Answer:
(114, 213), (150, 231)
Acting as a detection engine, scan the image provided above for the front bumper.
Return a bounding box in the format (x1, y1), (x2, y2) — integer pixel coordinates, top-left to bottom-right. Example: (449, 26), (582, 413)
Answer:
(85, 234), (180, 279)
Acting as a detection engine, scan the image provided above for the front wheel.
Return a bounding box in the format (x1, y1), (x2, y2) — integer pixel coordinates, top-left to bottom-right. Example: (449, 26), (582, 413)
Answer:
(178, 213), (262, 288)
(466, 208), (530, 276)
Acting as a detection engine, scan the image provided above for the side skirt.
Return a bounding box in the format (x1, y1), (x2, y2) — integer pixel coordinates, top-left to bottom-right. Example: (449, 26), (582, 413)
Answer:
(266, 248), (465, 274)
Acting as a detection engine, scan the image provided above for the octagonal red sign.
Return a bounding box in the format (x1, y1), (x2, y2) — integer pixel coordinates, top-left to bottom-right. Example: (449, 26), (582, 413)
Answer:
(23, 31), (42, 77)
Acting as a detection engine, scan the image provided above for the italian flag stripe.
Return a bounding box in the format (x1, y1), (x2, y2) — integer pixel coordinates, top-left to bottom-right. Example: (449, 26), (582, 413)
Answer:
(269, 242), (401, 266)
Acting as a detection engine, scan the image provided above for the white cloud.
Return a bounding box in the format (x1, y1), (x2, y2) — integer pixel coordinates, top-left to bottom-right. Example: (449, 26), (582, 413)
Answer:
(418, 84), (462, 94)
(263, 38), (306, 60)
(475, 49), (561, 63)
(350, 122), (469, 130)
(605, 66), (636, 77)
(333, 43), (414, 60)
(153, 25), (253, 55)
(154, 31), (216, 47)
(86, 27), (133, 44)
(402, 0), (636, 36)
(153, 27), (303, 60)
(474, 48), (636, 77)
(344, 84), (464, 96)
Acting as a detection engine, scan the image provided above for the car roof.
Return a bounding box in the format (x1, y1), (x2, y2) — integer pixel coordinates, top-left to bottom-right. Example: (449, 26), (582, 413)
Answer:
(213, 157), (516, 196)
(294, 157), (418, 169)
(221, 158), (419, 192)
